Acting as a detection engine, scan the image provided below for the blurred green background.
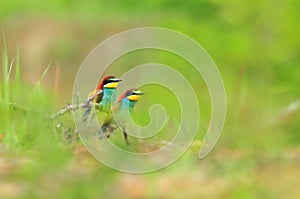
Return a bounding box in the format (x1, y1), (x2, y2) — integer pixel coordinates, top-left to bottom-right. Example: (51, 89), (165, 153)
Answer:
(0, 0), (300, 198)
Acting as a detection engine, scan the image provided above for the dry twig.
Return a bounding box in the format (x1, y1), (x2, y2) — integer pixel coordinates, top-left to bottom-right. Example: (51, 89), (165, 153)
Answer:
(49, 102), (101, 120)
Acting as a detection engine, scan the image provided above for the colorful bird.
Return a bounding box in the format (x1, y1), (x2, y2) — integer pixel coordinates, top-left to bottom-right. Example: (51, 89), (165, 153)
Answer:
(100, 88), (144, 145)
(82, 75), (122, 122)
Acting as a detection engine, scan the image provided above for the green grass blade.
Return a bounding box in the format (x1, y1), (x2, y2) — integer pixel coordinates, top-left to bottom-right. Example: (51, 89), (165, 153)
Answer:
(2, 33), (10, 106)
(15, 47), (21, 81)
(36, 61), (52, 88)
(8, 57), (14, 80)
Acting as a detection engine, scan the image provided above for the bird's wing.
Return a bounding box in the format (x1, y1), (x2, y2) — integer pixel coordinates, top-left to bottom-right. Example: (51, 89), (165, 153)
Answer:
(87, 89), (103, 103)
(94, 90), (103, 103)
(82, 90), (103, 122)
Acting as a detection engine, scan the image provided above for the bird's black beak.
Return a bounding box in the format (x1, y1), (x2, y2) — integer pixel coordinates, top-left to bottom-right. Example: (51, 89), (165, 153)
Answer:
(133, 90), (144, 95)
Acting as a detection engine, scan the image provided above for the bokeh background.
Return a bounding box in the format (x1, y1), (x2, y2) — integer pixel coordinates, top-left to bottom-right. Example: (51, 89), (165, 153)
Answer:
(1, 0), (300, 198)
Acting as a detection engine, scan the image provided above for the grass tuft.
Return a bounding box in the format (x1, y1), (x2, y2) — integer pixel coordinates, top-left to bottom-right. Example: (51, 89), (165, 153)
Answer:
(0, 43), (59, 150)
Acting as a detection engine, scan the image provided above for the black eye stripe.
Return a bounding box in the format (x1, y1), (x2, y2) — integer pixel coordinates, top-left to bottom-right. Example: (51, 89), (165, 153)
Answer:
(104, 79), (117, 84)
(132, 92), (142, 95)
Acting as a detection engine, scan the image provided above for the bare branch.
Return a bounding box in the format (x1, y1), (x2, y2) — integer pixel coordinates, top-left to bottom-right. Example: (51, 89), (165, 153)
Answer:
(48, 102), (101, 120)
(8, 93), (102, 120)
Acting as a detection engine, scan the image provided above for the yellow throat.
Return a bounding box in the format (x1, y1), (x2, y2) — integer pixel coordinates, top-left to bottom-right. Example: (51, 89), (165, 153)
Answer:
(127, 95), (141, 101)
(104, 82), (119, 89)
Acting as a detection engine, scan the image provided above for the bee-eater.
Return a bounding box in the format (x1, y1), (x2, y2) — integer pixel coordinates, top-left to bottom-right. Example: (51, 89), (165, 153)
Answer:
(82, 75), (122, 122)
(100, 88), (144, 145)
